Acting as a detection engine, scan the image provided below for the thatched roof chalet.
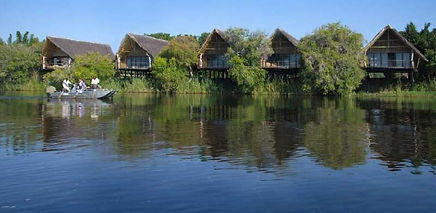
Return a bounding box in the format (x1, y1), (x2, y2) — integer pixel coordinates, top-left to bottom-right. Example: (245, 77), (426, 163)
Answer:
(43, 36), (114, 59)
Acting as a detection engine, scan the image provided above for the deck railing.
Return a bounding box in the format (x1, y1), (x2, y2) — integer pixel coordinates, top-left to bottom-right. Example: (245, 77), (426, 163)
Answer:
(368, 60), (412, 68)
(263, 61), (300, 69)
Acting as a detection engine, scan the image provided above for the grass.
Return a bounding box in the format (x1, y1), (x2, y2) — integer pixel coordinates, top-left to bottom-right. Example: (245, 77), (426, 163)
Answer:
(356, 80), (436, 97)
(254, 79), (302, 95)
(0, 76), (45, 92)
(3, 75), (435, 98)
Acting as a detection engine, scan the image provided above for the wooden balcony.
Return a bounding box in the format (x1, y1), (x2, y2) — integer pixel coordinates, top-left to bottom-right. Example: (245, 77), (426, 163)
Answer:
(365, 60), (413, 73)
(262, 61), (300, 70)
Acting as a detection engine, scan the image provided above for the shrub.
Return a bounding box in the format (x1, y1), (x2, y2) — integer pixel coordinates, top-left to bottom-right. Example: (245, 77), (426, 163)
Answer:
(152, 57), (189, 93)
(227, 55), (266, 94)
(299, 23), (365, 95)
(0, 44), (40, 87)
(72, 52), (115, 82)
(43, 67), (74, 90)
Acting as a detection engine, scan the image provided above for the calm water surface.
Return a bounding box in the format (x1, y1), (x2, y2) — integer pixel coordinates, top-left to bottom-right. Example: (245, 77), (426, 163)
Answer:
(0, 92), (435, 212)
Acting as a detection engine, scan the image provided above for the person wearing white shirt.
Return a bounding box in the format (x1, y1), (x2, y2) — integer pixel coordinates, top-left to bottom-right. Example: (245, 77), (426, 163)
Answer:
(91, 77), (100, 89)
(62, 79), (71, 92)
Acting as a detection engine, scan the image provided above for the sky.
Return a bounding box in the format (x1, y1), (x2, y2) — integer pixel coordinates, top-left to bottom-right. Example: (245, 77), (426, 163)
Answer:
(0, 0), (435, 51)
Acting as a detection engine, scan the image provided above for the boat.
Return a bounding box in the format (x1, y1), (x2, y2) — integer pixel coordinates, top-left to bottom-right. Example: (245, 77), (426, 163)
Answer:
(47, 87), (117, 99)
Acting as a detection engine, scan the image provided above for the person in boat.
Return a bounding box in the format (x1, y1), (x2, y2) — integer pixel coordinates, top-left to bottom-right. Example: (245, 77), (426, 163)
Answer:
(71, 84), (77, 93)
(62, 79), (71, 93)
(78, 79), (86, 92)
(91, 77), (100, 89)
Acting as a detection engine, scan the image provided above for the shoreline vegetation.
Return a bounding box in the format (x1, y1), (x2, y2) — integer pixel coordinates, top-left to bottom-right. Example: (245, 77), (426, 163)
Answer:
(2, 77), (435, 98)
(1, 22), (435, 97)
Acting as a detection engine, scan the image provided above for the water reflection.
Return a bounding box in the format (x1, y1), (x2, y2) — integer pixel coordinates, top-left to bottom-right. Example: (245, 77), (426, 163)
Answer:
(303, 99), (369, 169)
(0, 94), (435, 173)
(359, 97), (436, 172)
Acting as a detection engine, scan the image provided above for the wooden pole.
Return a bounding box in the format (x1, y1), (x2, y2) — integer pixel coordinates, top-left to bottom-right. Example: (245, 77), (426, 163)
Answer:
(410, 70), (414, 89)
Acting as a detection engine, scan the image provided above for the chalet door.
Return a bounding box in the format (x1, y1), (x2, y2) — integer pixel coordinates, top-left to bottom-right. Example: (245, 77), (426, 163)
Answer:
(388, 53), (396, 67)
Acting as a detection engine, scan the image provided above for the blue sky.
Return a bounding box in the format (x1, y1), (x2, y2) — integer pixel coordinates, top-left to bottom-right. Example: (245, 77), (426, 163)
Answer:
(1, 0), (435, 51)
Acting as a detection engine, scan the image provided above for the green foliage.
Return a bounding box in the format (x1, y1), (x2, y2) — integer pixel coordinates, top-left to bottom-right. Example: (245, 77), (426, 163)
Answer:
(102, 78), (152, 93)
(72, 52), (115, 82)
(146, 32), (174, 41)
(6, 31), (40, 46)
(257, 79), (302, 95)
(223, 27), (272, 94)
(3, 74), (44, 92)
(304, 98), (368, 169)
(43, 67), (74, 90)
(152, 57), (189, 93)
(225, 28), (272, 66)
(227, 55), (266, 94)
(299, 22), (365, 95)
(198, 32), (210, 46)
(0, 38), (4, 46)
(159, 35), (200, 71)
(0, 44), (40, 86)
(401, 22), (436, 81)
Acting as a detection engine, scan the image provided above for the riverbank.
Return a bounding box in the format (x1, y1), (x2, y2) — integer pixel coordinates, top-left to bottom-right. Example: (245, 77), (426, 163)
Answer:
(2, 77), (435, 97)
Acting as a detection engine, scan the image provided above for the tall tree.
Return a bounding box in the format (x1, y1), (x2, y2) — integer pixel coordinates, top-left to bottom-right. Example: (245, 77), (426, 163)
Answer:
(401, 22), (419, 47)
(401, 22), (436, 80)
(197, 32), (210, 47)
(146, 32), (174, 41)
(159, 35), (200, 74)
(224, 27), (272, 94)
(299, 23), (365, 95)
(225, 27), (272, 67)
(7, 34), (12, 45)
(22, 31), (29, 45)
(15, 31), (22, 44)
(6, 31), (40, 46)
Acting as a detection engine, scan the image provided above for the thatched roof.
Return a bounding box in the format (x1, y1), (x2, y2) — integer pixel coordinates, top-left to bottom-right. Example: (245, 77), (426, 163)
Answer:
(273, 28), (299, 46)
(45, 36), (114, 59)
(363, 25), (428, 61)
(125, 33), (169, 57)
(199, 28), (230, 53)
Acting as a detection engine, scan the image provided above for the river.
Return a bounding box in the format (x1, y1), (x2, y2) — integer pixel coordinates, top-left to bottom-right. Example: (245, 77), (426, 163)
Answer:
(0, 92), (435, 212)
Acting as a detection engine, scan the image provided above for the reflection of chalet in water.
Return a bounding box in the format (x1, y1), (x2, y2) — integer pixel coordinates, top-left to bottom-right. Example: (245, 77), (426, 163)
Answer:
(42, 36), (114, 71)
(262, 28), (301, 77)
(198, 29), (230, 71)
(363, 25), (428, 80)
(116, 33), (169, 77)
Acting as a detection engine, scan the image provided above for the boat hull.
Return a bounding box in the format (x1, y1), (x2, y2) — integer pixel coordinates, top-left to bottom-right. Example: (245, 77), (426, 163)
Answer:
(48, 89), (117, 99)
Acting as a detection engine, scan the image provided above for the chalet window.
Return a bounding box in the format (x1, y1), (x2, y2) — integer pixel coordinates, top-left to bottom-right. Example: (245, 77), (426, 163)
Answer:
(127, 56), (150, 69)
(395, 53), (403, 67)
(381, 53), (388, 67)
(402, 53), (411, 67)
(295, 54), (301, 68)
(267, 54), (301, 68)
(207, 54), (228, 68)
(368, 52), (388, 67)
(369, 52), (411, 68)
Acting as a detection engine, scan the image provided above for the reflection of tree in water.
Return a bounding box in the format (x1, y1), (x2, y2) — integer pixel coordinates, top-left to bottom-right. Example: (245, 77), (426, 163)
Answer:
(272, 121), (302, 164)
(200, 96), (304, 169)
(113, 95), (306, 170)
(303, 99), (369, 170)
(361, 98), (436, 171)
(0, 99), (44, 154)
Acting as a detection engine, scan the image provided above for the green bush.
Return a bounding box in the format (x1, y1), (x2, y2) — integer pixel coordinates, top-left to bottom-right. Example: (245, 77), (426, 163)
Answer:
(257, 79), (302, 95)
(0, 44), (40, 87)
(299, 23), (365, 95)
(43, 67), (74, 90)
(72, 52), (115, 82)
(222, 28), (272, 94)
(227, 55), (266, 94)
(152, 57), (189, 93)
